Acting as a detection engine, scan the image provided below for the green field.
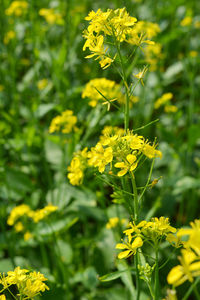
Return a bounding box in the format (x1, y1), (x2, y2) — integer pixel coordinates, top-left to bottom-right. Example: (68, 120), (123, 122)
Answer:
(0, 0), (200, 299)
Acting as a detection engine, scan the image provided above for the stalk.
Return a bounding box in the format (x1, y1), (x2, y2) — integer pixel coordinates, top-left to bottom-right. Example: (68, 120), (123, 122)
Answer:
(130, 173), (140, 300)
(112, 30), (130, 130)
(154, 246), (160, 300)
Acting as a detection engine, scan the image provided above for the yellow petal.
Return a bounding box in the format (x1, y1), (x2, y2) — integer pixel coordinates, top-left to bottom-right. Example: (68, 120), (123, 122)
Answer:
(126, 154), (136, 164)
(167, 265), (183, 285)
(132, 236), (143, 248)
(115, 162), (125, 168)
(116, 243), (128, 250)
(117, 169), (128, 177)
(118, 250), (131, 259)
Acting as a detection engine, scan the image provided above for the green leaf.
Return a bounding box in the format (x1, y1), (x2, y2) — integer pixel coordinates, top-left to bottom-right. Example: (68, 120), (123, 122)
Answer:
(99, 269), (130, 282)
(36, 103), (56, 118)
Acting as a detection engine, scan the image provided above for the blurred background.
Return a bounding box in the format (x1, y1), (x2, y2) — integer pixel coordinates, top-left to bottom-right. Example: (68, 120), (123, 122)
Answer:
(0, 0), (200, 299)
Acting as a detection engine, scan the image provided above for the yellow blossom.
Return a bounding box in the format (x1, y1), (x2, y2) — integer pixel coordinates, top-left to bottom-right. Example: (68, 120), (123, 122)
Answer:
(67, 148), (88, 186)
(31, 205), (58, 223)
(88, 143), (113, 173)
(39, 8), (64, 25)
(5, 1), (28, 16)
(0, 295), (6, 300)
(14, 221), (24, 232)
(4, 30), (16, 44)
(167, 249), (200, 286)
(164, 105), (178, 113)
(189, 51), (198, 58)
(24, 231), (33, 241)
(115, 154), (137, 176)
(116, 236), (143, 259)
(82, 78), (125, 107)
(142, 142), (162, 159)
(133, 66), (148, 86)
(154, 93), (173, 109)
(49, 110), (77, 134)
(37, 78), (48, 90)
(7, 204), (32, 226)
(180, 16), (192, 27)
(0, 267), (49, 298)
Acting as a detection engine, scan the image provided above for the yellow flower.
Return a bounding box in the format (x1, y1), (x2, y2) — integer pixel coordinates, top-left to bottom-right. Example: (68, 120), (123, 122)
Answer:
(189, 51), (198, 58)
(82, 78), (125, 107)
(24, 231), (33, 241)
(37, 78), (48, 90)
(4, 30), (16, 44)
(142, 143), (162, 159)
(0, 295), (6, 300)
(30, 205), (58, 223)
(106, 217), (119, 229)
(154, 93), (173, 109)
(22, 271), (49, 298)
(177, 219), (200, 255)
(49, 110), (77, 134)
(180, 16), (192, 27)
(116, 236), (143, 259)
(133, 66), (148, 86)
(14, 221), (24, 232)
(7, 204), (32, 226)
(5, 1), (28, 16)
(164, 105), (178, 113)
(83, 8), (137, 68)
(167, 249), (200, 286)
(124, 221), (147, 242)
(115, 154), (137, 176)
(88, 143), (113, 173)
(39, 8), (64, 25)
(67, 148), (88, 186)
(6, 267), (29, 285)
(0, 267), (49, 298)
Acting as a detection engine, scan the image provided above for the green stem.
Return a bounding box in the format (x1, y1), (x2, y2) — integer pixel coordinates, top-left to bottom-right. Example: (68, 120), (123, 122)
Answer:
(194, 285), (200, 300)
(130, 173), (138, 221)
(135, 253), (140, 300)
(130, 173), (140, 299)
(154, 247), (160, 300)
(113, 31), (130, 130)
(182, 277), (200, 300)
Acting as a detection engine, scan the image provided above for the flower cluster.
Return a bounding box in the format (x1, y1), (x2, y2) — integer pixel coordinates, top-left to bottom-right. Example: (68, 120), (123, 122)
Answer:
(143, 43), (163, 71)
(7, 204), (58, 240)
(49, 110), (77, 134)
(4, 31), (16, 45)
(67, 148), (88, 186)
(39, 8), (64, 25)
(116, 217), (176, 259)
(167, 219), (200, 287)
(67, 129), (162, 185)
(154, 93), (177, 113)
(82, 78), (138, 108)
(5, 1), (28, 17)
(0, 267), (49, 299)
(83, 8), (137, 68)
(83, 8), (161, 69)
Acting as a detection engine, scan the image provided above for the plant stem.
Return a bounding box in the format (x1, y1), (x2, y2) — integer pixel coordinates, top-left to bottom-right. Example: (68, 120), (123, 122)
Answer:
(113, 32), (130, 130)
(182, 277), (200, 300)
(130, 173), (140, 299)
(194, 285), (200, 300)
(154, 246), (160, 300)
(130, 173), (138, 221)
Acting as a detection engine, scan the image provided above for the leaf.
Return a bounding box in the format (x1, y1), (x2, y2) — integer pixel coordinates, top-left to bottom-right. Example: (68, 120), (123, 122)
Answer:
(116, 260), (136, 298)
(173, 176), (200, 195)
(6, 168), (33, 194)
(99, 269), (130, 282)
(36, 104), (56, 118)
